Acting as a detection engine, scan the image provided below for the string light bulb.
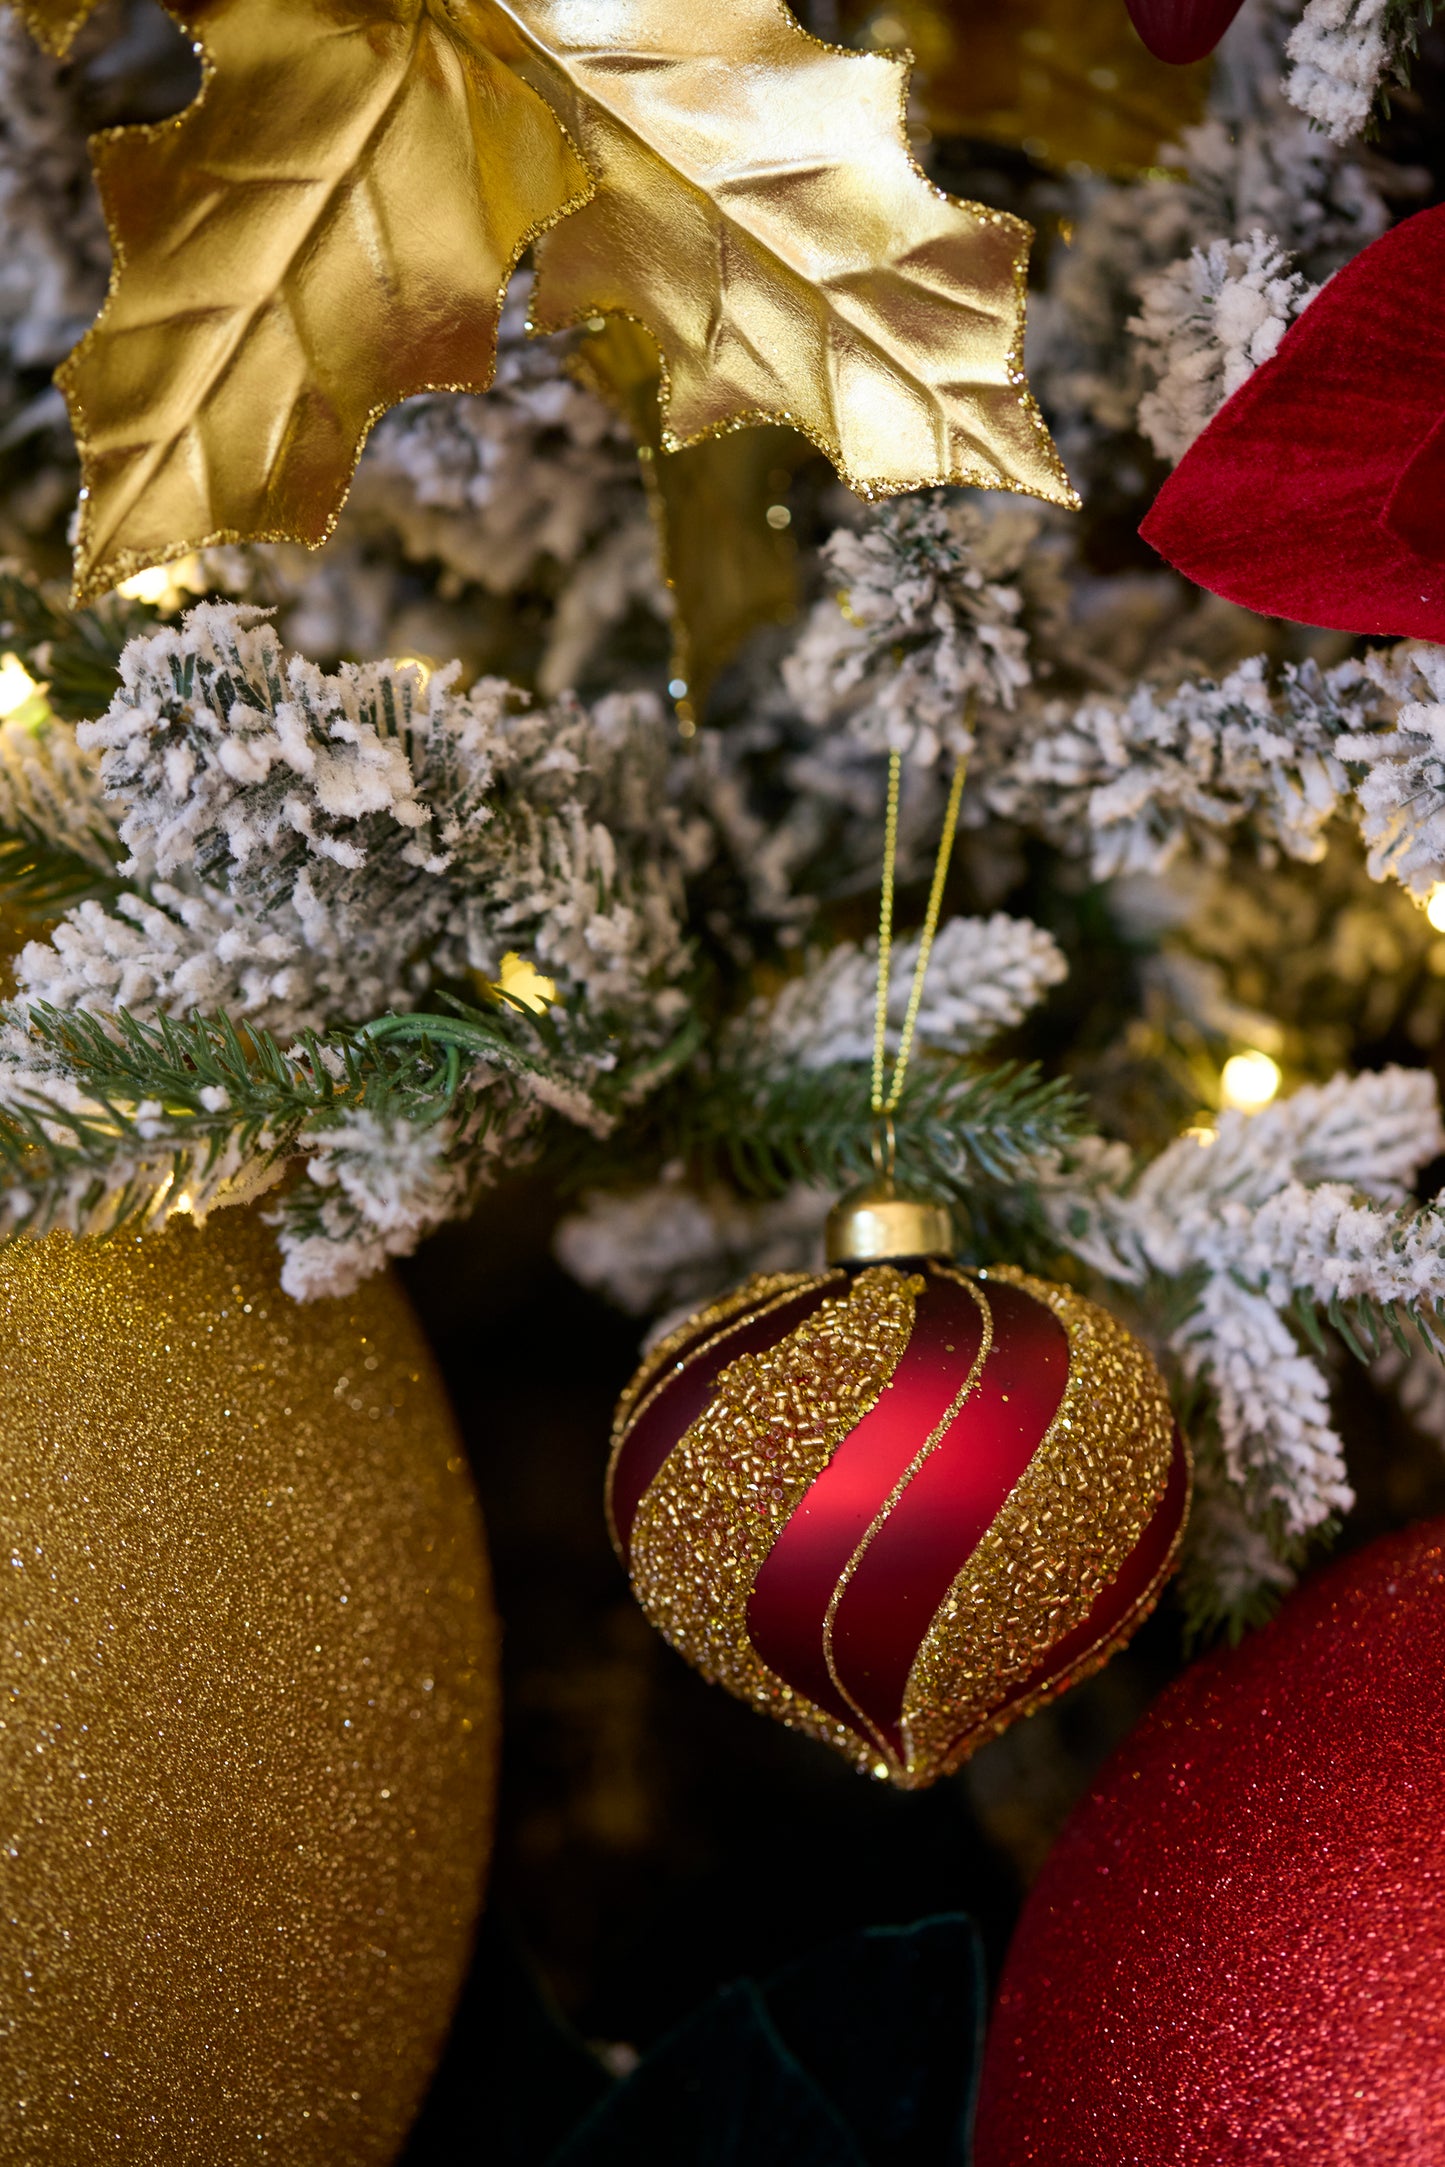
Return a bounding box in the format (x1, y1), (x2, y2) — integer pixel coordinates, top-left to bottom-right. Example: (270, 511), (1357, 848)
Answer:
(1220, 1049), (1281, 1112)
(116, 557), (201, 609)
(1426, 884), (1445, 933)
(0, 653), (41, 719)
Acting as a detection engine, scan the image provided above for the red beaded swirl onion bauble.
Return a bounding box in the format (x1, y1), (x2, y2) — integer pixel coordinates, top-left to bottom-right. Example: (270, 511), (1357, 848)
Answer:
(606, 1198), (1188, 1788)
(974, 1520), (1445, 2167)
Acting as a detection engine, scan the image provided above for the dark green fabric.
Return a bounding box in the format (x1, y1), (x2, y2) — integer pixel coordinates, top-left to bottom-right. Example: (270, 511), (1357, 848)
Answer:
(399, 1915), (611, 2166)
(547, 1914), (982, 2167)
(761, 1918), (984, 2167)
(402, 1912), (983, 2166)
(548, 1980), (868, 2167)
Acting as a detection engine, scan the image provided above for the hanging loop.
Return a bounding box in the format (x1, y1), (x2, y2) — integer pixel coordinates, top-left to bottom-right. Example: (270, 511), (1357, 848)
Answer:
(871, 728), (969, 1131)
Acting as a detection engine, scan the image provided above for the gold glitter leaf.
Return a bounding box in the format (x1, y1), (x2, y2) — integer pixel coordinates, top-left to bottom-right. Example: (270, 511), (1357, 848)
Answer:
(61, 0), (1073, 602)
(506, 0), (1075, 506)
(60, 0), (591, 604)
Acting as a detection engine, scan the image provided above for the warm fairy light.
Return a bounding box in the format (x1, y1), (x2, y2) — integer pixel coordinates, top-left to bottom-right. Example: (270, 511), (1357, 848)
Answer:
(394, 654), (433, 685)
(471, 952), (559, 1015)
(1184, 1120), (1217, 1146)
(0, 652), (40, 718)
(116, 556), (200, 609)
(495, 952), (557, 1015)
(1220, 1049), (1281, 1112)
(117, 565), (173, 604)
(1426, 884), (1445, 933)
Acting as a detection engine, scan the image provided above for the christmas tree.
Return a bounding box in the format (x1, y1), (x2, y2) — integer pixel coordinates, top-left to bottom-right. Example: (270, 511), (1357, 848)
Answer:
(3, 0), (1445, 2158)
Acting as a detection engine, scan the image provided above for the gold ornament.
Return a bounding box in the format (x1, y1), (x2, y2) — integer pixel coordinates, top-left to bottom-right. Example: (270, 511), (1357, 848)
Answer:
(54, 0), (1074, 605)
(849, 0), (1210, 175)
(608, 1257), (1188, 1789)
(574, 317), (815, 724)
(0, 1208), (498, 2165)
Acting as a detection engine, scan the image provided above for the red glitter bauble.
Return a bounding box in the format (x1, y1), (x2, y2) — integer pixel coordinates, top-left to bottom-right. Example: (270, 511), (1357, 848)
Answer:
(975, 1520), (1445, 2165)
(607, 1258), (1188, 1788)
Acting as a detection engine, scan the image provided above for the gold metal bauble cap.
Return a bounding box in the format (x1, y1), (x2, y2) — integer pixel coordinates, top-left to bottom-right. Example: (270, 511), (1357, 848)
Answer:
(825, 1183), (954, 1266)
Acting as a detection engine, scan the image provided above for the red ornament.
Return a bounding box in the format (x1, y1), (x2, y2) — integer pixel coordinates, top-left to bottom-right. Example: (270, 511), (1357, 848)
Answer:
(607, 1242), (1188, 1788)
(974, 1520), (1445, 2166)
(1141, 205), (1445, 642)
(1123, 0), (1248, 64)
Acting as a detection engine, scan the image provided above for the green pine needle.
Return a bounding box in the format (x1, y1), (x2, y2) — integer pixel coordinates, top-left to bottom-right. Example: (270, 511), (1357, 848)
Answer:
(0, 574), (156, 725)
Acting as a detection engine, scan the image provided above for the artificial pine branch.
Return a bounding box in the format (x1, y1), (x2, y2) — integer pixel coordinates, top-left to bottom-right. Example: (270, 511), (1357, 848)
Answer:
(0, 819), (126, 915)
(0, 573), (156, 724)
(557, 1050), (1088, 1202)
(0, 998), (569, 1238)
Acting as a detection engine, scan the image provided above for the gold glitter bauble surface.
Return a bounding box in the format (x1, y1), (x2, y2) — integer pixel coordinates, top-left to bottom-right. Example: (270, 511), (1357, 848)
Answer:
(0, 1210), (498, 2166)
(608, 1261), (1189, 1788)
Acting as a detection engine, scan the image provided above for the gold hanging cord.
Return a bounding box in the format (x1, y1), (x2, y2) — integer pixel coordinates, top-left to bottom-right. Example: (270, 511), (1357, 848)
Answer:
(870, 744), (967, 1179)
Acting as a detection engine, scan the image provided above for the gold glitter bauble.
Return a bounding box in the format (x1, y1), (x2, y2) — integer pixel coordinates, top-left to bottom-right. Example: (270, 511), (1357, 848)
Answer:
(608, 1260), (1189, 1789)
(0, 1210), (498, 2165)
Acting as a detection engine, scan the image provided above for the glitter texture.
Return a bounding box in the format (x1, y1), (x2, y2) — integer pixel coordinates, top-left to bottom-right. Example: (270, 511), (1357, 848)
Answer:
(626, 1265), (921, 1759)
(0, 1210), (498, 2166)
(610, 1259), (1186, 1788)
(609, 1270), (823, 1460)
(903, 1266), (1180, 1780)
(975, 1521), (1445, 2166)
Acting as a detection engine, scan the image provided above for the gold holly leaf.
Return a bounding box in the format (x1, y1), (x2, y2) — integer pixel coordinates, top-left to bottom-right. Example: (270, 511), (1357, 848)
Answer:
(849, 0), (1210, 176)
(61, 0), (1074, 605)
(60, 0), (590, 604)
(575, 318), (816, 725)
(10, 0), (98, 57)
(502, 0), (1073, 503)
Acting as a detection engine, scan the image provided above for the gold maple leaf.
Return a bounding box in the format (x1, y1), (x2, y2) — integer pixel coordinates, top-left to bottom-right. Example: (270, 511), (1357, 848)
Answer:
(52, 0), (1076, 604)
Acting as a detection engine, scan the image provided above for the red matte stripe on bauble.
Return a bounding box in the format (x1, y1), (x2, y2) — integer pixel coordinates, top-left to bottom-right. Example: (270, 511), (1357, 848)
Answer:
(829, 1278), (1071, 1750)
(746, 1272), (987, 1733)
(609, 1280), (834, 1559)
(979, 1422), (1189, 1738)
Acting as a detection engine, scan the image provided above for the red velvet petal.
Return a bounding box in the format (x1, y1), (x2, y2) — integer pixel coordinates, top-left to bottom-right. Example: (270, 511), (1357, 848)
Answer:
(1124, 0), (1248, 63)
(1139, 203), (1445, 641)
(1385, 406), (1445, 563)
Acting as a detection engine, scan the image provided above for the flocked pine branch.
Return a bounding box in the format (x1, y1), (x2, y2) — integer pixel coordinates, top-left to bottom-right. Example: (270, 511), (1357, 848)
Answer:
(0, 993), (606, 1276)
(1037, 1067), (1445, 1623)
(1284, 0), (1436, 140)
(9, 601), (696, 1062)
(785, 498), (1445, 902)
(0, 703), (123, 916)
